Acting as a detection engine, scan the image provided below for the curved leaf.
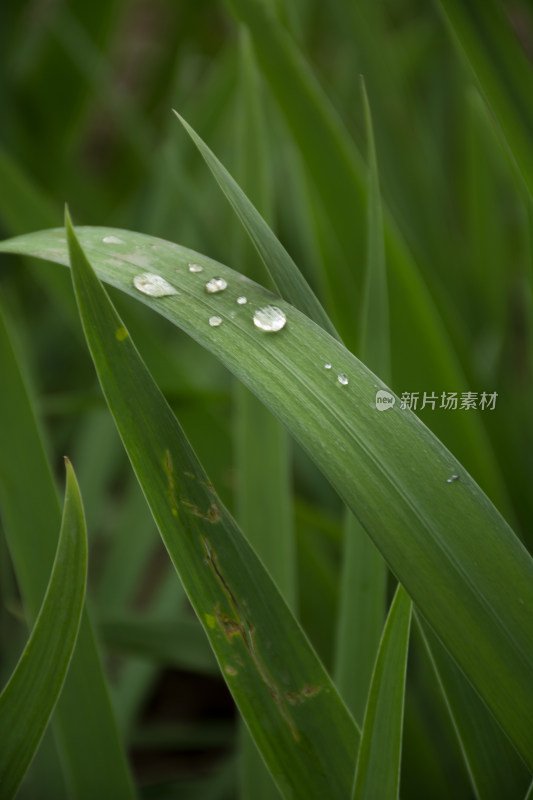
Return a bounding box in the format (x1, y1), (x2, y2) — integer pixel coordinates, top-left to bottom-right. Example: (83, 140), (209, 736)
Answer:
(174, 111), (339, 339)
(1, 225), (533, 769)
(0, 461), (87, 799)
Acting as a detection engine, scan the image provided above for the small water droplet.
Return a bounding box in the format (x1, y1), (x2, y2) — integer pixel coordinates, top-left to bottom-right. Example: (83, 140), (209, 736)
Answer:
(324, 363), (332, 370)
(133, 273), (179, 297)
(446, 474), (460, 484)
(205, 277), (227, 293)
(337, 373), (349, 385)
(209, 316), (223, 327)
(236, 296), (247, 305)
(253, 306), (287, 332)
(102, 235), (123, 244)
(188, 263), (203, 273)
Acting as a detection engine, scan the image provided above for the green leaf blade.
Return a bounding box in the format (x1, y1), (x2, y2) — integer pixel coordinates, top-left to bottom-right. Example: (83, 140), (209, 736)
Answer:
(65, 216), (360, 800)
(174, 111), (339, 340)
(0, 460), (87, 799)
(359, 77), (390, 382)
(352, 586), (412, 800)
(335, 513), (387, 725)
(3, 225), (533, 770)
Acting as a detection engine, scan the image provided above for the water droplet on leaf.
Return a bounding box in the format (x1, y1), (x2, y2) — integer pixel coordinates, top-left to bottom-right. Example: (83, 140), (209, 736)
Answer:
(133, 273), (179, 297)
(102, 235), (124, 244)
(205, 277), (227, 294)
(188, 263), (203, 273)
(209, 316), (223, 327)
(324, 363), (332, 370)
(236, 296), (247, 305)
(337, 373), (349, 385)
(253, 306), (287, 332)
(446, 474), (460, 484)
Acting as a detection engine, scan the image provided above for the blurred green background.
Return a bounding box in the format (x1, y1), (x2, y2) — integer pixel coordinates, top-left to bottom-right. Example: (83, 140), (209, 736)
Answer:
(1, 0), (532, 796)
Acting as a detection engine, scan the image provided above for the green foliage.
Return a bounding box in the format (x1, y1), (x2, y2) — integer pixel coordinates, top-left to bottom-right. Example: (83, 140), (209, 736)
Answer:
(0, 461), (87, 799)
(0, 1), (532, 797)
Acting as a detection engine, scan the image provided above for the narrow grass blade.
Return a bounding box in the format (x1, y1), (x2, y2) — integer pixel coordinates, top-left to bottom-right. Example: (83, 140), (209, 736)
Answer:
(0, 460), (87, 799)
(358, 77), (389, 380)
(352, 586), (411, 800)
(0, 300), (137, 800)
(335, 513), (387, 725)
(235, 395), (294, 605)
(438, 0), (533, 200)
(420, 621), (531, 799)
(173, 111), (339, 340)
(65, 215), (360, 800)
(2, 225), (533, 769)
(334, 79), (389, 725)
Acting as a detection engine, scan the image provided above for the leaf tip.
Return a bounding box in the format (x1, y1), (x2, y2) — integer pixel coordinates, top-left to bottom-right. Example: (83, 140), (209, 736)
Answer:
(64, 203), (73, 231)
(64, 206), (77, 256)
(63, 455), (75, 484)
(172, 109), (195, 139)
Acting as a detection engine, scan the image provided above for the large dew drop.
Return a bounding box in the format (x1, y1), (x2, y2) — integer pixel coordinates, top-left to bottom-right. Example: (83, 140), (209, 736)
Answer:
(337, 373), (349, 386)
(205, 277), (227, 294)
(133, 273), (179, 297)
(209, 316), (223, 327)
(253, 306), (287, 332)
